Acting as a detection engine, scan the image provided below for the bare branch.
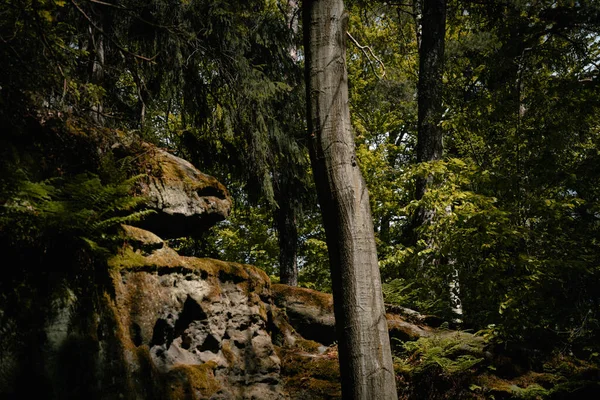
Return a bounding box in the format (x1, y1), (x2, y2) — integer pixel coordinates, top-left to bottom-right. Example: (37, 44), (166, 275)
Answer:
(387, 2), (414, 7)
(346, 31), (386, 79)
(87, 0), (123, 8)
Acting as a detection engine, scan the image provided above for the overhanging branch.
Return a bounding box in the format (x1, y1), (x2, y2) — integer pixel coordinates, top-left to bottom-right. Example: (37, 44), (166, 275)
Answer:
(346, 31), (386, 79)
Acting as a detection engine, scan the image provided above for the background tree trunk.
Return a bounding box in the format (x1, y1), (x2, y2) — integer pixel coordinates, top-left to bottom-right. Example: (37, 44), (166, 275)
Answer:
(403, 0), (447, 247)
(413, 0), (463, 323)
(415, 0), (446, 201)
(275, 0), (301, 287)
(276, 179), (299, 286)
(88, 4), (105, 125)
(303, 1), (398, 398)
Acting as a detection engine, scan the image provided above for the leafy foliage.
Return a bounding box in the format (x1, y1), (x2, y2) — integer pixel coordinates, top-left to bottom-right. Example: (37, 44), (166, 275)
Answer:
(395, 332), (485, 399)
(2, 0), (600, 388)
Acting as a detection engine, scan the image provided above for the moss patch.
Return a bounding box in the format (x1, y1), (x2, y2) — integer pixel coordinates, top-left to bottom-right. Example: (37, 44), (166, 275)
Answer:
(166, 362), (220, 400)
(108, 241), (271, 295)
(221, 341), (236, 366)
(140, 143), (228, 197)
(119, 225), (164, 254)
(472, 354), (600, 399)
(272, 284), (334, 312)
(294, 338), (324, 353)
(277, 344), (341, 399)
(108, 247), (150, 270)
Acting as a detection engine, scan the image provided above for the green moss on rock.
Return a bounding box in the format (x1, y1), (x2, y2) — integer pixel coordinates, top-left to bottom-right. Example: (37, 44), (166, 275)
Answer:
(108, 237), (271, 295)
(272, 284), (333, 312)
(277, 345), (341, 399)
(166, 362), (221, 400)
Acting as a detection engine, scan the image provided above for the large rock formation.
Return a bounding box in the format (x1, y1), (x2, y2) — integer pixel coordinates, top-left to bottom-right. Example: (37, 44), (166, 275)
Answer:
(132, 143), (232, 238)
(108, 225), (286, 399)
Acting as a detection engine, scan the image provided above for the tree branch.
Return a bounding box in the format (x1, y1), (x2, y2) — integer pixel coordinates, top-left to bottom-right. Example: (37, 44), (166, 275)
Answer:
(346, 31), (386, 79)
(71, 0), (158, 62)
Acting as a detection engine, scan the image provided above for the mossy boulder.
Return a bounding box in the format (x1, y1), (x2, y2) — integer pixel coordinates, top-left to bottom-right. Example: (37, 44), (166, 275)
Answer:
(107, 228), (285, 399)
(276, 342), (341, 400)
(130, 142), (231, 238)
(272, 284), (337, 346)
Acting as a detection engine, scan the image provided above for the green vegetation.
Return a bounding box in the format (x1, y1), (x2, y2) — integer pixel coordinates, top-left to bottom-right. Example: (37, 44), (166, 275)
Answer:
(394, 332), (600, 399)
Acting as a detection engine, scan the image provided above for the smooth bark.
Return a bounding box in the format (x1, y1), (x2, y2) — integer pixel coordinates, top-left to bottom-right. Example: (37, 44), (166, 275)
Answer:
(303, 1), (398, 398)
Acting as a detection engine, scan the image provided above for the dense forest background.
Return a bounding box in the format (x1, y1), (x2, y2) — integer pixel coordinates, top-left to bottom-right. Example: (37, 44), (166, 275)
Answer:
(2, 0), (600, 391)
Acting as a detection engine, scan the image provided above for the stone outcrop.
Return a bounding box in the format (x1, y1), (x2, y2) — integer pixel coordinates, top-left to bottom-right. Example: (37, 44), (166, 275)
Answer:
(132, 143), (231, 238)
(272, 284), (439, 345)
(1, 218), (451, 400)
(108, 226), (286, 399)
(0, 225), (288, 400)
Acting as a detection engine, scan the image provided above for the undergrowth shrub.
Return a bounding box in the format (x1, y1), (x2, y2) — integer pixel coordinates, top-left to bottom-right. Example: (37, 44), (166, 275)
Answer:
(395, 332), (485, 399)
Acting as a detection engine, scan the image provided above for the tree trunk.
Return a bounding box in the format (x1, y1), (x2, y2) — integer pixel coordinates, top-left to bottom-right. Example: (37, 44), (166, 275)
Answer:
(415, 0), (446, 201)
(276, 0), (301, 287)
(285, 0), (300, 62)
(413, 0), (463, 323)
(303, 1), (398, 398)
(88, 4), (105, 125)
(276, 181), (298, 286)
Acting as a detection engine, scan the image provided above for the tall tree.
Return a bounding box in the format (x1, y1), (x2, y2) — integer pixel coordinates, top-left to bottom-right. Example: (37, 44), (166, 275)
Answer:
(415, 0), (446, 201)
(415, 0), (463, 322)
(275, 0), (303, 286)
(401, 0), (447, 247)
(303, 0), (398, 398)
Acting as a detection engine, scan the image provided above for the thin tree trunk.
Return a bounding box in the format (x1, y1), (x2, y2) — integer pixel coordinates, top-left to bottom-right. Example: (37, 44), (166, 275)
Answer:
(303, 1), (397, 398)
(413, 0), (463, 324)
(276, 181), (299, 286)
(286, 0), (300, 62)
(88, 5), (105, 125)
(413, 0), (422, 51)
(276, 0), (300, 287)
(448, 259), (463, 324)
(403, 0), (446, 246)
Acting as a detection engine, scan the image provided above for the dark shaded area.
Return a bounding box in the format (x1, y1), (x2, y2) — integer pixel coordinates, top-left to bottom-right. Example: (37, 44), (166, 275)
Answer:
(284, 309), (336, 346)
(174, 296), (208, 337)
(196, 186), (227, 199)
(150, 318), (174, 348)
(131, 323), (143, 347)
(199, 334), (221, 354)
(136, 212), (226, 240)
(218, 269), (247, 284)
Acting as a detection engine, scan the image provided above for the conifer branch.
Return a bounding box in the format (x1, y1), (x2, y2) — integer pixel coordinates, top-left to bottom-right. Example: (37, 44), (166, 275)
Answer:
(71, 0), (159, 62)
